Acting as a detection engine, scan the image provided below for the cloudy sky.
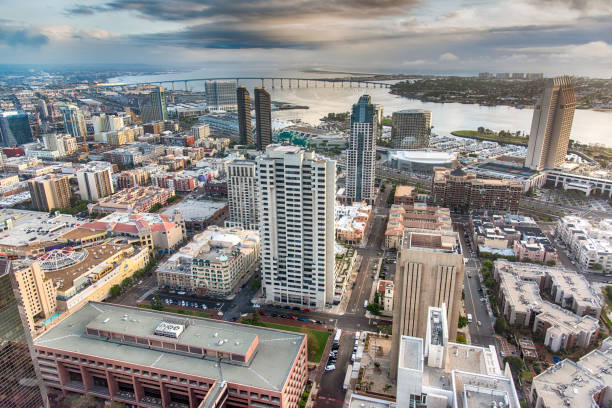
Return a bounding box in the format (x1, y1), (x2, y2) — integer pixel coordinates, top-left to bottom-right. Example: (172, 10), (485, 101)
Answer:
(1, 0), (611, 76)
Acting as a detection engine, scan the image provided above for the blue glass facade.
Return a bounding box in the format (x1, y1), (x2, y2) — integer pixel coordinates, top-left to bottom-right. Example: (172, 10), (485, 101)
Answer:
(0, 112), (33, 147)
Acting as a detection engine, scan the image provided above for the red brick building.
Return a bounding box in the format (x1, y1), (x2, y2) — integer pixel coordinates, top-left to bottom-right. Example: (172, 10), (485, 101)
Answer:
(34, 302), (308, 408)
(431, 167), (523, 213)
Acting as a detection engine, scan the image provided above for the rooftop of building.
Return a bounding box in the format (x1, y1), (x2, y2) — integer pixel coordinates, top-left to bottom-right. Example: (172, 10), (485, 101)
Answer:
(161, 199), (226, 222)
(399, 336), (423, 372)
(33, 302), (305, 391)
(40, 243), (131, 289)
(467, 160), (539, 181)
(403, 228), (461, 253)
(495, 260), (601, 310)
(78, 212), (178, 235)
(0, 209), (83, 248)
(454, 371), (518, 408)
(398, 333), (519, 407)
(92, 186), (173, 206)
(159, 226), (259, 274)
(348, 394), (395, 408)
(532, 341), (611, 408)
(394, 109), (431, 114)
(390, 150), (457, 164)
(394, 185), (415, 198)
(499, 272), (543, 314)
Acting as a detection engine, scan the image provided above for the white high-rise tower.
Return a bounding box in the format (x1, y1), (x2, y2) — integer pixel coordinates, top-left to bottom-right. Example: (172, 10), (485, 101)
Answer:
(257, 145), (336, 308)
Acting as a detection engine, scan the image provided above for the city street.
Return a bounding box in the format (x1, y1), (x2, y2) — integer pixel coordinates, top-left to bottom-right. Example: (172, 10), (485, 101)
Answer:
(454, 220), (497, 349)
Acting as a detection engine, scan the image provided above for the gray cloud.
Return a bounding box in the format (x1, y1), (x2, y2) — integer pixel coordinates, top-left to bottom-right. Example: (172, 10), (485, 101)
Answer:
(68, 0), (420, 21)
(528, 0), (612, 10)
(65, 5), (109, 15)
(0, 24), (49, 47)
(130, 22), (335, 49)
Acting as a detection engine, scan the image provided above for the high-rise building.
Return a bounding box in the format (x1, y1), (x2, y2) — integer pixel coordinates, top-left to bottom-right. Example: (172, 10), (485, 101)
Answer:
(205, 81), (237, 111)
(27, 174), (72, 211)
(237, 86), (253, 145)
(257, 145), (336, 308)
(76, 163), (114, 202)
(430, 167), (523, 213)
(0, 111), (33, 147)
(42, 133), (78, 156)
(191, 124), (210, 140)
(227, 160), (259, 230)
(346, 95), (377, 204)
(391, 109), (432, 149)
(391, 305), (520, 408)
(390, 228), (465, 378)
(525, 76), (576, 170)
(141, 87), (168, 123)
(92, 114), (125, 134)
(254, 87), (272, 151)
(59, 104), (88, 152)
(12, 260), (56, 335)
(0, 259), (49, 408)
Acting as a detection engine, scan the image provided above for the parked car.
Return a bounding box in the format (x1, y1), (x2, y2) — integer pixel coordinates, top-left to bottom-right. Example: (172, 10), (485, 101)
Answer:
(303, 308), (311, 312)
(289, 315), (298, 320)
(298, 317), (308, 322)
(325, 365), (336, 372)
(271, 312), (278, 317)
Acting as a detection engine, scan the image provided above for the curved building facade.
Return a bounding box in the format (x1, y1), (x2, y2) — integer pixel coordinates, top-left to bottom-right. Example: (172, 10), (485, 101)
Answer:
(389, 150), (456, 174)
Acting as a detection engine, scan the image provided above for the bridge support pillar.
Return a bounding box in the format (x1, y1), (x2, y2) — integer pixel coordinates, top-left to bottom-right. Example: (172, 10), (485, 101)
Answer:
(261, 78), (264, 88)
(184, 81), (188, 92)
(171, 81), (175, 92)
(280, 78), (283, 89)
(289, 79), (292, 89)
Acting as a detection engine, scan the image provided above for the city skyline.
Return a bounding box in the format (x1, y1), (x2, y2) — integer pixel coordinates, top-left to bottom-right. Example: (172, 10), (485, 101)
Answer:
(0, 1), (611, 77)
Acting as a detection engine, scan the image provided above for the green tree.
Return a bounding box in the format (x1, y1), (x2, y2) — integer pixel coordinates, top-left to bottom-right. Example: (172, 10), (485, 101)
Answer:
(546, 260), (556, 266)
(456, 334), (467, 344)
(494, 317), (508, 335)
(367, 302), (381, 315)
(250, 279), (261, 291)
(504, 356), (524, 373)
(151, 295), (164, 310)
(593, 263), (603, 271)
(110, 284), (122, 297)
(458, 315), (468, 328)
(252, 309), (262, 325)
(121, 277), (133, 288)
(520, 370), (534, 383)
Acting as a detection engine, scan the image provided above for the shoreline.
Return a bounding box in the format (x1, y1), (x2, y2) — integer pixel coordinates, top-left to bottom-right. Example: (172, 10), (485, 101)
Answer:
(450, 130), (528, 146)
(393, 94), (612, 113)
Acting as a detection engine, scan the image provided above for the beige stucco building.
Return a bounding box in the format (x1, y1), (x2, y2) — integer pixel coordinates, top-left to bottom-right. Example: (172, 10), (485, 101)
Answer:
(390, 228), (465, 378)
(12, 260), (57, 334)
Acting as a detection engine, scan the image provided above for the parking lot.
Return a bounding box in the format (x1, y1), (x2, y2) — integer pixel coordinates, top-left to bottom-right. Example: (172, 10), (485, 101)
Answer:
(536, 188), (612, 213)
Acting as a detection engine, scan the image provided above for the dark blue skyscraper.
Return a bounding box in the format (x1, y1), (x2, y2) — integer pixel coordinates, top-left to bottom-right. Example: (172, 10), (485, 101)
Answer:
(0, 111), (33, 147)
(346, 95), (377, 203)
